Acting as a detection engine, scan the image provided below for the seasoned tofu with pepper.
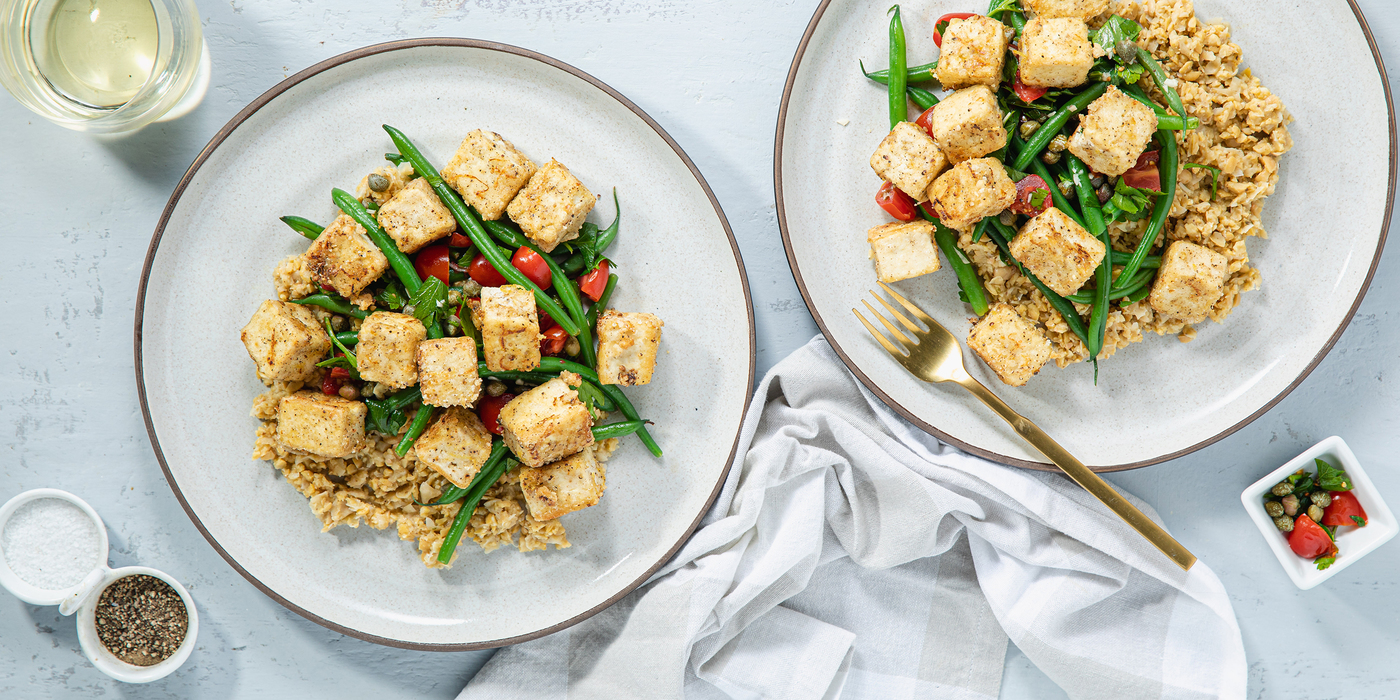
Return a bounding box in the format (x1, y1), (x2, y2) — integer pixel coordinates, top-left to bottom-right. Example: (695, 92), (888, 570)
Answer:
(416, 337), (482, 408)
(506, 159), (596, 253)
(1018, 18), (1094, 88)
(1009, 207), (1106, 296)
(240, 300), (332, 384)
(441, 129), (537, 221)
(276, 391), (367, 458)
(376, 177), (457, 254)
(1022, 0), (1110, 20)
(519, 446), (607, 521)
(929, 86), (1007, 164)
(866, 220), (940, 283)
(1067, 86), (1159, 178)
(966, 304), (1053, 387)
(303, 213), (390, 298)
(357, 312), (426, 389)
(413, 407), (494, 488)
(926, 157), (1016, 232)
(936, 15), (1009, 89)
(498, 372), (594, 468)
(480, 285), (541, 372)
(869, 122), (949, 201)
(595, 310), (663, 386)
(1148, 241), (1228, 322)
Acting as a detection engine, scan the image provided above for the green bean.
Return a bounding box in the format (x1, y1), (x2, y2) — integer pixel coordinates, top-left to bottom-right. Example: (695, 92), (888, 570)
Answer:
(478, 363), (615, 411)
(418, 485), (466, 507)
(907, 86), (938, 112)
(280, 215), (324, 240)
(395, 404), (436, 457)
(384, 126), (582, 337)
(1012, 82), (1107, 172)
(595, 189), (621, 252)
(292, 293), (369, 319)
(331, 189), (422, 295)
(536, 357), (661, 457)
(1113, 128), (1177, 292)
(1135, 47), (1188, 123)
(436, 441), (512, 563)
(1111, 251), (1160, 268)
(887, 5), (908, 130)
(585, 273), (619, 331)
(384, 386), (423, 411)
(334, 331), (358, 346)
(1029, 159), (1086, 229)
(593, 420), (650, 441)
(1063, 269), (1156, 304)
(861, 60), (938, 85)
(1067, 153), (1110, 358)
(922, 209), (989, 316)
(1126, 280), (1153, 303)
(984, 217), (1093, 350)
(1120, 84), (1197, 130)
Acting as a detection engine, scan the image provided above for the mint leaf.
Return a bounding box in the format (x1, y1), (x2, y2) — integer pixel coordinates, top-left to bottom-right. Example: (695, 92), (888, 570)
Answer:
(1315, 458), (1353, 491)
(1352, 515), (1367, 527)
(1315, 556), (1336, 571)
(374, 279), (407, 310)
(410, 276), (450, 328)
(1090, 15), (1142, 53)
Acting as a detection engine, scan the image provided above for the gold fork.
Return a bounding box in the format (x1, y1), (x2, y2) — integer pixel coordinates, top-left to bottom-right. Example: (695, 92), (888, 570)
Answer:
(854, 282), (1196, 571)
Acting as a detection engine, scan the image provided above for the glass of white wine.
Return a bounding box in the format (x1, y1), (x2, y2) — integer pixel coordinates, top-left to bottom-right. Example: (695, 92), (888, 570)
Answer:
(0, 0), (208, 134)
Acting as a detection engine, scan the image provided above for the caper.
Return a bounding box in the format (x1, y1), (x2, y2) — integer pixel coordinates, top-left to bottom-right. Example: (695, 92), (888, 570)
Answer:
(330, 315), (346, 331)
(1019, 118), (1041, 139)
(1271, 481), (1294, 497)
(1095, 183), (1112, 204)
(1041, 150), (1062, 165)
(1273, 515), (1294, 533)
(1115, 40), (1139, 65)
(1264, 500), (1284, 518)
(1047, 133), (1069, 153)
(1281, 494), (1300, 516)
(447, 289), (463, 306)
(1057, 178), (1075, 197)
(461, 279), (483, 298)
(338, 384), (360, 401)
(998, 210), (1016, 226)
(485, 380), (507, 397)
(1310, 491), (1333, 508)
(1307, 505), (1325, 522)
(565, 336), (581, 356)
(368, 173), (391, 192)
(1089, 174), (1105, 188)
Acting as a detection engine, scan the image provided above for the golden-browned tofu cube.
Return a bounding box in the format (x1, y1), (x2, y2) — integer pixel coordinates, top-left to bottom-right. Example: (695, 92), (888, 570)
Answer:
(1019, 18), (1094, 88)
(1148, 241), (1228, 322)
(413, 407), (494, 488)
(1023, 0), (1109, 20)
(355, 162), (414, 205)
(966, 304), (1053, 387)
(480, 285), (541, 372)
(441, 129), (537, 221)
(927, 157), (1016, 232)
(1008, 207), (1105, 296)
(376, 177), (457, 254)
(866, 221), (940, 283)
(498, 372), (594, 468)
(276, 391), (367, 458)
(357, 312), (426, 389)
(506, 159), (596, 253)
(241, 300), (332, 384)
(303, 213), (390, 298)
(596, 310), (663, 386)
(869, 122), (949, 201)
(1067, 86), (1159, 178)
(929, 86), (1007, 163)
(936, 15), (1009, 89)
(519, 447), (606, 521)
(416, 338), (482, 408)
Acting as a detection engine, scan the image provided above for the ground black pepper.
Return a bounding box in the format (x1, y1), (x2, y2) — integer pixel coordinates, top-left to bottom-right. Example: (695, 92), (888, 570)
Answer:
(94, 574), (189, 667)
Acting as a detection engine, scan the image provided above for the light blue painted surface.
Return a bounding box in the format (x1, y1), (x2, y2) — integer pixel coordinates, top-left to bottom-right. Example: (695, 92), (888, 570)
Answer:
(0, 1), (1395, 697)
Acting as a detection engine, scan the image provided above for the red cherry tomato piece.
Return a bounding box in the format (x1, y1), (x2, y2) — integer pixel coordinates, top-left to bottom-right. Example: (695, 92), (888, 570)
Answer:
(914, 105), (937, 137)
(477, 393), (515, 435)
(511, 246), (553, 289)
(932, 12), (977, 48)
(537, 307), (559, 331)
(1322, 491), (1368, 528)
(413, 244), (452, 286)
(876, 181), (919, 222)
(320, 367), (351, 396)
(540, 326), (569, 355)
(448, 232), (472, 247)
(579, 260), (611, 302)
(1011, 72), (1049, 103)
(1121, 150), (1162, 192)
(468, 254), (510, 287)
(1288, 514), (1333, 559)
(1008, 174), (1053, 217)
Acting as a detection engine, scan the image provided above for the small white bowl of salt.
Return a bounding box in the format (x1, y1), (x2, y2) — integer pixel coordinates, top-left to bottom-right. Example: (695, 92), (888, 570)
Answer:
(0, 489), (198, 683)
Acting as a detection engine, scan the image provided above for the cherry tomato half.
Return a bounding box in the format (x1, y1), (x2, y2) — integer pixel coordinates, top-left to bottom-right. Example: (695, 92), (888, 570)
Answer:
(914, 105), (937, 137)
(1288, 514), (1333, 559)
(1322, 491), (1368, 528)
(540, 326), (569, 356)
(414, 244), (452, 286)
(876, 181), (919, 222)
(933, 12), (977, 48)
(579, 260), (611, 302)
(468, 254), (510, 287)
(1011, 71), (1048, 103)
(320, 367), (351, 396)
(448, 232), (472, 247)
(1008, 174), (1053, 218)
(1122, 150), (1162, 192)
(477, 393), (515, 435)
(537, 307), (559, 331)
(511, 246), (554, 289)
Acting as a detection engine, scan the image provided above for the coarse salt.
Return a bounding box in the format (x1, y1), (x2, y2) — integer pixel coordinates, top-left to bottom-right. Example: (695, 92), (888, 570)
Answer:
(2, 498), (102, 590)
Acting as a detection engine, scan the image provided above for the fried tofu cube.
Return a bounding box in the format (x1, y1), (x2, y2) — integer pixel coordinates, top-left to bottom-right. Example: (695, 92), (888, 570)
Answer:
(357, 312), (426, 389)
(416, 338), (482, 408)
(1067, 86), (1159, 178)
(866, 221), (940, 283)
(869, 122), (949, 201)
(276, 391), (367, 458)
(241, 300), (332, 384)
(498, 373), (594, 468)
(929, 86), (1007, 163)
(1019, 18), (1094, 88)
(480, 285), (541, 372)
(936, 15), (1009, 89)
(413, 407), (494, 488)
(596, 310), (664, 386)
(355, 162), (413, 205)
(966, 304), (1053, 387)
(1009, 207), (1106, 296)
(1148, 241), (1228, 322)
(1022, 0), (1110, 20)
(927, 157), (1017, 232)
(519, 447), (607, 521)
(506, 159), (596, 253)
(376, 177), (457, 254)
(303, 214), (390, 298)
(441, 129), (537, 221)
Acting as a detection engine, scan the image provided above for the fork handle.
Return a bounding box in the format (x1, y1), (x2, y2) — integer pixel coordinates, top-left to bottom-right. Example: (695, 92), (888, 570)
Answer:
(959, 376), (1197, 571)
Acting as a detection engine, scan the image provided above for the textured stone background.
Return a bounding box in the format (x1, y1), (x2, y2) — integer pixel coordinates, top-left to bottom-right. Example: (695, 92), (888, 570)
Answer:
(1, 0), (1397, 697)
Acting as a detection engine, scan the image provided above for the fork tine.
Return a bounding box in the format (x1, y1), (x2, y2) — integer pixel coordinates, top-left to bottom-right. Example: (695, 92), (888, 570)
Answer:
(853, 308), (905, 357)
(862, 300), (916, 347)
(869, 291), (923, 334)
(878, 281), (937, 326)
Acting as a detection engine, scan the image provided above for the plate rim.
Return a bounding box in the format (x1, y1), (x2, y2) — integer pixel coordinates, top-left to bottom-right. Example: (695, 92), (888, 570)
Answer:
(133, 37), (756, 651)
(773, 0), (1396, 472)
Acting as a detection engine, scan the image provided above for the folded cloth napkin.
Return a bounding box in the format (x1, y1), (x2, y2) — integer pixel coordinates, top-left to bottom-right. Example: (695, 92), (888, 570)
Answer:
(459, 336), (1245, 700)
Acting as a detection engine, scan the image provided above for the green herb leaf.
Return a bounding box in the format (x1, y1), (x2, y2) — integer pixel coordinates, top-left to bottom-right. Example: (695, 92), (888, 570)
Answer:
(385, 152), (406, 166)
(986, 0), (1020, 18)
(1315, 556), (1336, 571)
(1182, 163), (1222, 201)
(1029, 189), (1049, 208)
(1090, 15), (1142, 53)
(1101, 177), (1159, 223)
(1003, 165), (1030, 183)
(374, 278), (408, 310)
(410, 276), (450, 328)
(1315, 458), (1353, 491)
(1352, 515), (1368, 527)
(1320, 523), (1337, 542)
(364, 399), (408, 437)
(1115, 63), (1145, 85)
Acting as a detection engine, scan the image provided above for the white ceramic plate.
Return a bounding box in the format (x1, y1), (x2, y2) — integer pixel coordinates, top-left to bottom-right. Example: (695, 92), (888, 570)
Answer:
(136, 40), (754, 649)
(777, 0), (1394, 470)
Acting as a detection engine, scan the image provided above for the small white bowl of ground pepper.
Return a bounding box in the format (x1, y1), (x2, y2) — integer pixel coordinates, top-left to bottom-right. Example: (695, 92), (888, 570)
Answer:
(75, 567), (198, 682)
